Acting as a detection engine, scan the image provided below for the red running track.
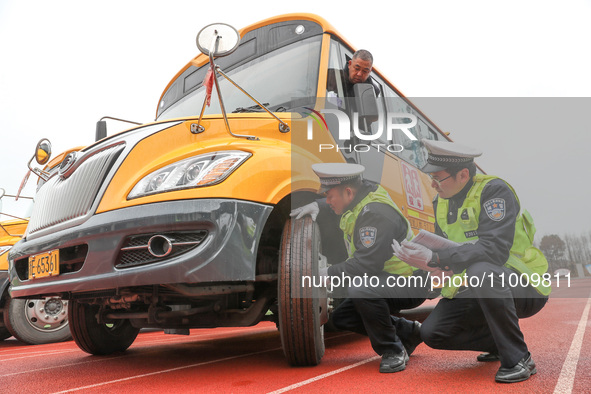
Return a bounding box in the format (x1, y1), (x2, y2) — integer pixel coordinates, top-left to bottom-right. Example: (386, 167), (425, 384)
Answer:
(1, 278), (590, 393)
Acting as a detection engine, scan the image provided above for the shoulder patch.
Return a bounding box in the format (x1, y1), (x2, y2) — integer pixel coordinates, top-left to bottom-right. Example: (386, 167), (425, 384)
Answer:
(359, 226), (377, 248)
(483, 198), (506, 221)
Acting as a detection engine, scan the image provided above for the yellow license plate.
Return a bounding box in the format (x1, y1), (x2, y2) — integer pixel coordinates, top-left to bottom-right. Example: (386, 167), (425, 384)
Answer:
(28, 249), (60, 279)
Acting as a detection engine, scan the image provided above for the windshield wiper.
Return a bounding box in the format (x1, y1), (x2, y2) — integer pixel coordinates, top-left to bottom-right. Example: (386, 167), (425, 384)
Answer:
(232, 103), (270, 113)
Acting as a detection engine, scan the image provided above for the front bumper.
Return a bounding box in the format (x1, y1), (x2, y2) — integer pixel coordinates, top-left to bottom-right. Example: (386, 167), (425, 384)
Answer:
(0, 270), (8, 298)
(8, 199), (273, 298)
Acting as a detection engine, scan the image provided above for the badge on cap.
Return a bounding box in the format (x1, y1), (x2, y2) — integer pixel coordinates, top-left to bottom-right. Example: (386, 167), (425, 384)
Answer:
(484, 198), (505, 221)
(359, 226), (377, 248)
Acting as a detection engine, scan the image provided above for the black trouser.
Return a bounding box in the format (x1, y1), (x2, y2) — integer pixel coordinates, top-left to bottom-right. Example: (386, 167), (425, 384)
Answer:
(420, 262), (548, 368)
(330, 271), (428, 355)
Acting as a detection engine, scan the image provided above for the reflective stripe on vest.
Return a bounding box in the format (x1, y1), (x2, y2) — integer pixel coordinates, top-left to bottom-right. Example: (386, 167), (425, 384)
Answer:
(436, 174), (551, 298)
(339, 185), (415, 277)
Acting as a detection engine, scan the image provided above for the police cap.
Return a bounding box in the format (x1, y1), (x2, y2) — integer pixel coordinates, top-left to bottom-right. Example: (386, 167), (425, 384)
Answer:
(312, 163), (365, 193)
(421, 140), (482, 173)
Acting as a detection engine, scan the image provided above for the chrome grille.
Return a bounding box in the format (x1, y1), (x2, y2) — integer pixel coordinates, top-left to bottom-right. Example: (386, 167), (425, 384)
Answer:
(27, 144), (125, 235)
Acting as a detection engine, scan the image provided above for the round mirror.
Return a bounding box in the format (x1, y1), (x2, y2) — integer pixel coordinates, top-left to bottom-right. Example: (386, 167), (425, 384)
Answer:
(35, 138), (52, 165)
(196, 23), (240, 57)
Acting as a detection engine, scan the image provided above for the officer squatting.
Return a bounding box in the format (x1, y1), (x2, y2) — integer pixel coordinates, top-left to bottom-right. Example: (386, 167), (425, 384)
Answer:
(318, 143), (404, 153)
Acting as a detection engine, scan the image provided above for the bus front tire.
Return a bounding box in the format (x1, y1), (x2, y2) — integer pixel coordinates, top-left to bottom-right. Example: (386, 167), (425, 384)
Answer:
(278, 217), (327, 366)
(68, 300), (139, 355)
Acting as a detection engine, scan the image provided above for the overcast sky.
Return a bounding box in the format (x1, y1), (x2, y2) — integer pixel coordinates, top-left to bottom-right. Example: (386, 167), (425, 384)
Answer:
(1, 0), (590, 239)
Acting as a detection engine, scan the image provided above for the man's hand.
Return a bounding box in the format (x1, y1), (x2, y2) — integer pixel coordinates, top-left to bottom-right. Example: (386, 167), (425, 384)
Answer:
(290, 201), (319, 221)
(392, 239), (436, 272)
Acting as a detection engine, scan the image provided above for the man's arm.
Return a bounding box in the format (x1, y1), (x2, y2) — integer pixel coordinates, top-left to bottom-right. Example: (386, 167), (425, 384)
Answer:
(327, 203), (407, 277)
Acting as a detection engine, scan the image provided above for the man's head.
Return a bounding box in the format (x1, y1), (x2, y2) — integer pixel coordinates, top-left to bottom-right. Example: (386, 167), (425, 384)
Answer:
(427, 164), (476, 199)
(325, 178), (363, 215)
(421, 140), (482, 199)
(348, 49), (373, 84)
(312, 163), (365, 215)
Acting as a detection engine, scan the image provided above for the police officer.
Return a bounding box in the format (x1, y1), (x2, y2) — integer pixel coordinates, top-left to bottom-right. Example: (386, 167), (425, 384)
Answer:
(291, 163), (427, 373)
(392, 140), (550, 383)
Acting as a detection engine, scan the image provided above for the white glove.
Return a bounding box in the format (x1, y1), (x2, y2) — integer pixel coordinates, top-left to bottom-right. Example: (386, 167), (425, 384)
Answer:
(290, 201), (319, 221)
(392, 239), (435, 272)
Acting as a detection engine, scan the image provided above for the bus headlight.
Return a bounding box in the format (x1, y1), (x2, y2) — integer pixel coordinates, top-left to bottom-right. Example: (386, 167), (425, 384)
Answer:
(128, 150), (251, 199)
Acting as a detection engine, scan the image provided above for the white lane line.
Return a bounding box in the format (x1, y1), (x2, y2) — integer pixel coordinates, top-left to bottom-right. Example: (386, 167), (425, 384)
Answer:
(1, 326), (277, 369)
(2, 329), (278, 376)
(0, 349), (81, 362)
(553, 293), (591, 394)
(1, 355), (125, 377)
(0, 343), (74, 355)
(266, 355), (381, 394)
(49, 347), (283, 394)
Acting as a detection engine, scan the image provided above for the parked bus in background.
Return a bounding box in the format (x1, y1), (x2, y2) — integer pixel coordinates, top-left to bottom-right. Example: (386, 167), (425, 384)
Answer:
(1, 188), (70, 344)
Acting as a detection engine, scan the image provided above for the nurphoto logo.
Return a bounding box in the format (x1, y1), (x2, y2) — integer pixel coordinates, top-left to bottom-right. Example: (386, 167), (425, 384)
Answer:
(303, 108), (417, 153)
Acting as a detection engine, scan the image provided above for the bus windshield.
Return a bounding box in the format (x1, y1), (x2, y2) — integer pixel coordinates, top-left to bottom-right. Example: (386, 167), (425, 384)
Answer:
(158, 35), (322, 120)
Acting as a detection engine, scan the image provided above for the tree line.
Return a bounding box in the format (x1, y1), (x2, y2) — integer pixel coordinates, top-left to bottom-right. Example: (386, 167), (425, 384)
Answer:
(537, 232), (591, 275)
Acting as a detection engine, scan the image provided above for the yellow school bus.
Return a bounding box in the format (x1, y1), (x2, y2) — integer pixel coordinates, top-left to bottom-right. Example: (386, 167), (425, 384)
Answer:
(9, 13), (451, 364)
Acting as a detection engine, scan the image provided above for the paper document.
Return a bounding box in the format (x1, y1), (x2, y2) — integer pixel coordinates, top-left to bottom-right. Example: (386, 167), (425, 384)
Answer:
(411, 229), (460, 251)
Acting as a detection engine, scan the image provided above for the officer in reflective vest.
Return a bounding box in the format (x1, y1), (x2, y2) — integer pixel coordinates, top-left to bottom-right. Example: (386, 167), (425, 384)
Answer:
(291, 163), (428, 374)
(392, 140), (550, 383)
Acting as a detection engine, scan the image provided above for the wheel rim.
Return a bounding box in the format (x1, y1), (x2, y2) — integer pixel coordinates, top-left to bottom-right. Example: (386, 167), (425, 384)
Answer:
(24, 297), (69, 332)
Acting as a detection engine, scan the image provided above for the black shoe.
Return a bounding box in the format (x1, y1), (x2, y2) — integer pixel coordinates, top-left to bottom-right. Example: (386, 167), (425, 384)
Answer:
(495, 353), (537, 383)
(477, 352), (500, 362)
(379, 349), (408, 373)
(400, 321), (422, 356)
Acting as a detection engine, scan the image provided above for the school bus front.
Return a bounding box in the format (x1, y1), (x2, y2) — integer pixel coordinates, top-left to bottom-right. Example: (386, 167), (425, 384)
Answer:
(8, 14), (444, 364)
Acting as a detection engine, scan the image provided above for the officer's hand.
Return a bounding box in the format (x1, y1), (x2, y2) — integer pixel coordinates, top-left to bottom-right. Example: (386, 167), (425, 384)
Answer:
(392, 239), (435, 271)
(290, 202), (319, 221)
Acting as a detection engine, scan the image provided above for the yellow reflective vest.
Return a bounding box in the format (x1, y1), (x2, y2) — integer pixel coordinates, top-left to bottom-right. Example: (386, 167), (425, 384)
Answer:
(339, 185), (416, 277)
(436, 174), (551, 298)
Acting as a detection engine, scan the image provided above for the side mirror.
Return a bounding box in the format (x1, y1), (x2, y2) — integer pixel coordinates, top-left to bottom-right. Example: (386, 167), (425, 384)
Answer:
(196, 23), (240, 57)
(353, 83), (379, 118)
(24, 138), (53, 185)
(96, 120), (107, 141)
(35, 139), (52, 165)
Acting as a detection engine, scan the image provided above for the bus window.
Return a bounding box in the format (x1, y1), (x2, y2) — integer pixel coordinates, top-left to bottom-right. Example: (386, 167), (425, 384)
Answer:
(418, 119), (438, 141)
(159, 35), (322, 120)
(366, 74), (387, 144)
(383, 94), (425, 169)
(326, 40), (347, 110)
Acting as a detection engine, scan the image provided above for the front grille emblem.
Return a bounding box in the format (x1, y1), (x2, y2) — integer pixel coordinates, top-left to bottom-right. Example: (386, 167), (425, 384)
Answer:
(58, 151), (78, 178)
